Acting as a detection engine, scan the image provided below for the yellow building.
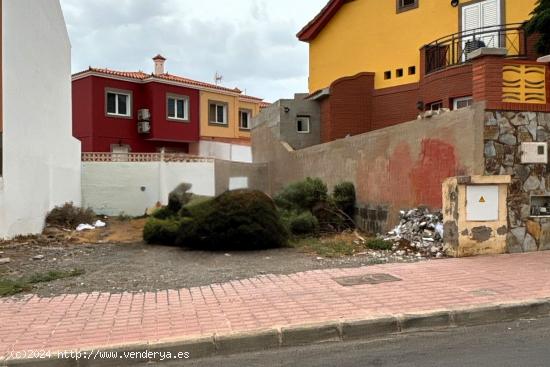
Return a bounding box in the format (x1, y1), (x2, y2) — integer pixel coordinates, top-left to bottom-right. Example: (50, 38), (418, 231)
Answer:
(299, 0), (537, 92)
(191, 91), (265, 162)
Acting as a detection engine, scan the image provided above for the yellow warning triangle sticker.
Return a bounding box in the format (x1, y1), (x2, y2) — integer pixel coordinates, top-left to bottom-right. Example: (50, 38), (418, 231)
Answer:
(479, 196), (486, 203)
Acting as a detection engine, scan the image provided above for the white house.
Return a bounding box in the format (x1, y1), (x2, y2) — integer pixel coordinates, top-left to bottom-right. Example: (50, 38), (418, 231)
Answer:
(0, 0), (81, 238)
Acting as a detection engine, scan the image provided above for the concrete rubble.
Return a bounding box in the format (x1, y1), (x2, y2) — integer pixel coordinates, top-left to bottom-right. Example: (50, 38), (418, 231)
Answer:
(382, 208), (445, 258)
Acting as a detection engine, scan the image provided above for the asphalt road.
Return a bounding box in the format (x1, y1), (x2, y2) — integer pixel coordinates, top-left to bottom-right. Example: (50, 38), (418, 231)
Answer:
(146, 317), (550, 367)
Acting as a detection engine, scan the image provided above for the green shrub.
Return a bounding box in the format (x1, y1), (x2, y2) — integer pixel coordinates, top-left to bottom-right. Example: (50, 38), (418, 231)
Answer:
(177, 190), (288, 251)
(274, 178), (328, 212)
(151, 206), (176, 220)
(366, 238), (393, 251)
(289, 211), (319, 235)
(143, 217), (185, 246)
(333, 182), (356, 218)
(46, 202), (96, 228)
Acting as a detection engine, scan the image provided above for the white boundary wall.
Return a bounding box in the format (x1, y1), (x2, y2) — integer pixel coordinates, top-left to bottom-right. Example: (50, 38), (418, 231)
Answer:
(191, 141), (252, 163)
(0, 0), (82, 238)
(82, 161), (216, 216)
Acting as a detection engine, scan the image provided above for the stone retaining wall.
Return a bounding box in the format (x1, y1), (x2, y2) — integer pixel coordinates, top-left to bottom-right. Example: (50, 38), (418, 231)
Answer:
(484, 111), (550, 252)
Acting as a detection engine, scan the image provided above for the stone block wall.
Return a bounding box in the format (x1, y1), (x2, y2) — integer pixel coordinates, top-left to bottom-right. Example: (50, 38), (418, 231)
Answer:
(484, 111), (550, 252)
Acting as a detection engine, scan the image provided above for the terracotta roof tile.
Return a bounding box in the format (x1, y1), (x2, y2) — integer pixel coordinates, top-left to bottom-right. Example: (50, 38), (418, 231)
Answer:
(155, 73), (242, 94)
(75, 67), (263, 100)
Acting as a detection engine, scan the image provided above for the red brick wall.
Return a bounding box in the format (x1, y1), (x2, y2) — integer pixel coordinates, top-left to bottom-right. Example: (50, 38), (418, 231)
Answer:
(320, 73), (374, 142)
(322, 64), (474, 135)
(371, 84), (420, 131)
(473, 57), (550, 112)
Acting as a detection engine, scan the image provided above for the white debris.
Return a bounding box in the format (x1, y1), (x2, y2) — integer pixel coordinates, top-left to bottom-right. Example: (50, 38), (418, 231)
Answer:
(94, 220), (106, 228)
(380, 208), (445, 258)
(76, 224), (95, 231)
(0, 258), (11, 264)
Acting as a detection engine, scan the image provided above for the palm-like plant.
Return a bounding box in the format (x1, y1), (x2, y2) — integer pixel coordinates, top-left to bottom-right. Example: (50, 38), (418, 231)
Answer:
(525, 0), (550, 55)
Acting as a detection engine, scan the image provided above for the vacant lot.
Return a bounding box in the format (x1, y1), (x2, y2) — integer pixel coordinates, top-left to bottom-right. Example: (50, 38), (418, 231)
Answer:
(0, 220), (425, 298)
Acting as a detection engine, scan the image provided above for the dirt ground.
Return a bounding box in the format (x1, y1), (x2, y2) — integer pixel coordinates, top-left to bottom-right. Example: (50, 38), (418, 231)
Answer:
(0, 219), (425, 298)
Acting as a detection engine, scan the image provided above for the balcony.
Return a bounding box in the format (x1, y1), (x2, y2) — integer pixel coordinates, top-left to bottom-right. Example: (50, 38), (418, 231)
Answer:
(423, 23), (529, 75)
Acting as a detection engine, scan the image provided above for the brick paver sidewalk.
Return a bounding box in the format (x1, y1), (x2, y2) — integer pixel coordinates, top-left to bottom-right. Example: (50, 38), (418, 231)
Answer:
(2, 252), (550, 356)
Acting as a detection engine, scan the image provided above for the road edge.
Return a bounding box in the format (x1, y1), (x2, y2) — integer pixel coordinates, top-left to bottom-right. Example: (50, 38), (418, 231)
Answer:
(3, 297), (550, 366)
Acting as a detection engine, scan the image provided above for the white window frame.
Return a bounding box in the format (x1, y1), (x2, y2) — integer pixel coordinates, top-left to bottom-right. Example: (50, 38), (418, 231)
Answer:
(209, 101), (228, 125)
(453, 96), (474, 110)
(297, 116), (311, 134)
(461, 0), (502, 61)
(167, 94), (190, 121)
(106, 90), (132, 117)
(239, 109), (252, 130)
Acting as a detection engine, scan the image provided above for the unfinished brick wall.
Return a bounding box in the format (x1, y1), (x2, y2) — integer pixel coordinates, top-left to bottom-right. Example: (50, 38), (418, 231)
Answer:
(321, 64), (475, 139)
(320, 73), (374, 142)
(252, 103), (486, 232)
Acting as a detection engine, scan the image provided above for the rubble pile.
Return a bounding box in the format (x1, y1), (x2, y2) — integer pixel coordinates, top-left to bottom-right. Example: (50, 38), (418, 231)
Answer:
(382, 208), (445, 258)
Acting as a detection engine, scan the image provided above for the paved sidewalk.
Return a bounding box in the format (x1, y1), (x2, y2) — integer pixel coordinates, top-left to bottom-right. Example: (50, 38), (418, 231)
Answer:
(2, 252), (550, 358)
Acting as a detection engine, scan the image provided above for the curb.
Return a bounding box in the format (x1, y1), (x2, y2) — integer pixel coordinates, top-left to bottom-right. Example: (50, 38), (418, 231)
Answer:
(3, 298), (550, 366)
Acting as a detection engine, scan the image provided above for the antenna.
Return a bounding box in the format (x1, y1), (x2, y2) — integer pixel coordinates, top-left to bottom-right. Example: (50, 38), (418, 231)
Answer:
(214, 71), (223, 85)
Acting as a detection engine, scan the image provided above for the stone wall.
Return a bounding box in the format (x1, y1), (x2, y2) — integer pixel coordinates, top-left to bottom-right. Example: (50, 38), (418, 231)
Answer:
(253, 103), (486, 232)
(484, 111), (550, 253)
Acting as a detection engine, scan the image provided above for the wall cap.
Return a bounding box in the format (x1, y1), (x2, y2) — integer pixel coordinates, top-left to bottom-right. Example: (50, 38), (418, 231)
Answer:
(468, 47), (508, 60)
(468, 175), (512, 185)
(537, 55), (550, 63)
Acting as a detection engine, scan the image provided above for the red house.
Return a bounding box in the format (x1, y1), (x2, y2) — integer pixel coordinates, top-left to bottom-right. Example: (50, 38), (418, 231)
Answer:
(72, 55), (245, 154)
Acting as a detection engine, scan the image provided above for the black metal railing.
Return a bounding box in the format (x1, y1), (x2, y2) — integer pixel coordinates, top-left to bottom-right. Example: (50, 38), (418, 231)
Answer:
(424, 23), (528, 75)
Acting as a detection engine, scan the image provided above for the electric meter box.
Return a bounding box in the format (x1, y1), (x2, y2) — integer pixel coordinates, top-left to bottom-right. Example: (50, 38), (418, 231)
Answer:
(466, 185), (499, 221)
(521, 142), (548, 164)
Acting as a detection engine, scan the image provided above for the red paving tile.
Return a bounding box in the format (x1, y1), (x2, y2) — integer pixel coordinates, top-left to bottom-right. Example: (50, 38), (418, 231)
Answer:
(2, 252), (550, 356)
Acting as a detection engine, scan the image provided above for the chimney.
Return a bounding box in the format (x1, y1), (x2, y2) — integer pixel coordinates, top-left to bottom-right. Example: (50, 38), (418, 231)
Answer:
(153, 54), (166, 75)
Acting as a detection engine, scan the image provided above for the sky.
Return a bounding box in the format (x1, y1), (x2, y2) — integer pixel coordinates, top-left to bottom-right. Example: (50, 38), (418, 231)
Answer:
(59, 0), (328, 102)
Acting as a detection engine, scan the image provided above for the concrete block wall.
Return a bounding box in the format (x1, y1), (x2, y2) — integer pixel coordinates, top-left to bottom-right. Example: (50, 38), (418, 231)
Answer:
(252, 94), (321, 150)
(252, 103), (486, 232)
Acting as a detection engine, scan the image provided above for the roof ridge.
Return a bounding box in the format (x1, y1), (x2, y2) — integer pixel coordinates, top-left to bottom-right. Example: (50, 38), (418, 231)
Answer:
(75, 67), (264, 100)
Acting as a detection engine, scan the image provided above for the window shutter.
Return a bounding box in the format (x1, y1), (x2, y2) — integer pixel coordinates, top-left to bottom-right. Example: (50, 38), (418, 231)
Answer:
(209, 104), (215, 122)
(481, 0), (499, 28)
(462, 3), (481, 32)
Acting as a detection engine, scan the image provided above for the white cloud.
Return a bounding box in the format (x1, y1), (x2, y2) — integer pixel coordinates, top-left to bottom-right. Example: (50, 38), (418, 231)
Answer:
(60, 0), (327, 101)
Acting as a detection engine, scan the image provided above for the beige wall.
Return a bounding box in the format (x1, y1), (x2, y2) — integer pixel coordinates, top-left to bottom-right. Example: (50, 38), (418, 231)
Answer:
(442, 176), (510, 257)
(252, 103), (487, 231)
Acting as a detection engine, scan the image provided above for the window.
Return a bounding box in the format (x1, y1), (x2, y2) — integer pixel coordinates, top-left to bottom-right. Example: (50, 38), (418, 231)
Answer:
(106, 90), (131, 117)
(297, 116), (311, 134)
(396, 68), (404, 78)
(239, 109), (252, 130)
(397, 0), (418, 13)
(453, 96), (473, 110)
(167, 95), (189, 121)
(408, 66), (416, 75)
(384, 71), (392, 80)
(209, 101), (228, 125)
(429, 101), (443, 111)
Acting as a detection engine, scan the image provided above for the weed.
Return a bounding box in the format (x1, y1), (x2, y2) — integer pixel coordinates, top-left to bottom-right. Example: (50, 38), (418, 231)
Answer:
(0, 268), (85, 297)
(366, 238), (393, 251)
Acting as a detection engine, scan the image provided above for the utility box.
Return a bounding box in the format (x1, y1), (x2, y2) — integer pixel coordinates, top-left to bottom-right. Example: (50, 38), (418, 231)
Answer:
(466, 185), (499, 221)
(442, 176), (511, 257)
(521, 142), (548, 164)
